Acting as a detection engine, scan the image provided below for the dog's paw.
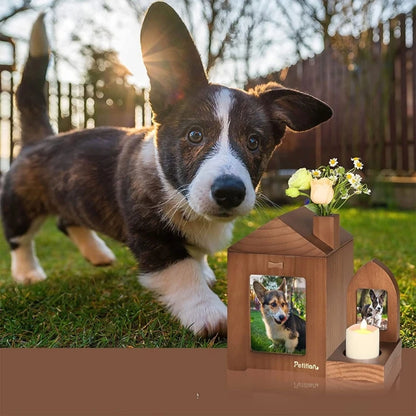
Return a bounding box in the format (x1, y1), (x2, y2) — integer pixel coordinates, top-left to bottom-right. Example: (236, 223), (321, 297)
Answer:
(13, 267), (47, 285)
(67, 227), (116, 266)
(11, 246), (47, 284)
(139, 257), (227, 337)
(85, 245), (116, 267)
(181, 293), (228, 337)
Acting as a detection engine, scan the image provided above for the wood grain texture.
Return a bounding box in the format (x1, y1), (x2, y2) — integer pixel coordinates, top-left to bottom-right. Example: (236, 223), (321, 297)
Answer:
(227, 207), (354, 377)
(326, 340), (402, 386)
(347, 259), (400, 343)
(229, 207), (352, 256)
(313, 214), (340, 249)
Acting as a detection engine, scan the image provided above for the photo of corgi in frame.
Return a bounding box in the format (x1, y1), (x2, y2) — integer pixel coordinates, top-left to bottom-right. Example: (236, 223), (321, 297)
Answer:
(251, 276), (306, 354)
(0, 2), (332, 338)
(357, 288), (388, 330)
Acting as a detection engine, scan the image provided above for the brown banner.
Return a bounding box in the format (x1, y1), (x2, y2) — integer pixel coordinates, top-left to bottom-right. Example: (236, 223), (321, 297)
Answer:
(1, 348), (415, 415)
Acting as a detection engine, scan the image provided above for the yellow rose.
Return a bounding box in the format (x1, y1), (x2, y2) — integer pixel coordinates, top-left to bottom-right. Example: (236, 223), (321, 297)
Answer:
(288, 168), (312, 190)
(310, 178), (334, 205)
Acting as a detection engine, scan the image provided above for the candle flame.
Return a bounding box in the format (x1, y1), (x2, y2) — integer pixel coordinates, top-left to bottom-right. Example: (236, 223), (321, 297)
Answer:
(360, 319), (367, 330)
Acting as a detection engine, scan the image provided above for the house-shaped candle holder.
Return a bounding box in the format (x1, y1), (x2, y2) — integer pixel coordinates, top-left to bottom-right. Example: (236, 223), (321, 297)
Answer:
(227, 206), (354, 378)
(326, 259), (402, 387)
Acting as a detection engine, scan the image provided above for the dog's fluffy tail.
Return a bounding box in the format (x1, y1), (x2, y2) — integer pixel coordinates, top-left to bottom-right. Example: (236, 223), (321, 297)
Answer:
(16, 13), (54, 146)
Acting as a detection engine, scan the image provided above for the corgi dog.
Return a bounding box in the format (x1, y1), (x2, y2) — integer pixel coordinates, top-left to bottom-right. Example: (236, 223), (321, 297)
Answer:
(360, 289), (386, 328)
(0, 2), (331, 337)
(253, 279), (306, 353)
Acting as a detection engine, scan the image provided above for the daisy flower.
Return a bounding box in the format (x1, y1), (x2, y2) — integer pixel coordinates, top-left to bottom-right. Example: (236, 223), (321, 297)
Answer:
(351, 157), (364, 170)
(329, 158), (338, 167)
(348, 174), (362, 189)
(285, 156), (371, 215)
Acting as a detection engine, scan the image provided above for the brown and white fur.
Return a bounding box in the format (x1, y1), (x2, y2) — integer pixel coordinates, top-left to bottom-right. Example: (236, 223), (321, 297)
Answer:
(0, 2), (332, 337)
(359, 289), (386, 328)
(253, 279), (306, 353)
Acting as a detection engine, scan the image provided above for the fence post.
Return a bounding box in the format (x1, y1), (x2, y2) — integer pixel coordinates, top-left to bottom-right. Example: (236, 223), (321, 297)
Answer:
(9, 74), (14, 166)
(399, 14), (408, 171)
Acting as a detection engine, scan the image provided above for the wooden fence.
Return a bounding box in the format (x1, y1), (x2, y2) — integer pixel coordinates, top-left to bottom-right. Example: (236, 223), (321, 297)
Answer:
(0, 62), (150, 171)
(251, 8), (416, 174)
(3, 8), (416, 175)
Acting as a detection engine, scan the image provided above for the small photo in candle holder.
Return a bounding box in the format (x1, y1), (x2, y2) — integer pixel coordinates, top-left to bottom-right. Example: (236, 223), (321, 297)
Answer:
(356, 288), (388, 330)
(250, 275), (306, 355)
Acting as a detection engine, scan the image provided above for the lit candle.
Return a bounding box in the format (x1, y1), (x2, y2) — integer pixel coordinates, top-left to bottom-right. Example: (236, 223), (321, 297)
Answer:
(345, 320), (380, 360)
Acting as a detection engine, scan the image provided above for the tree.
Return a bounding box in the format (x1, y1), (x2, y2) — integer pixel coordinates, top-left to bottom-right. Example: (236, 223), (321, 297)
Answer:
(82, 44), (138, 127)
(272, 0), (415, 60)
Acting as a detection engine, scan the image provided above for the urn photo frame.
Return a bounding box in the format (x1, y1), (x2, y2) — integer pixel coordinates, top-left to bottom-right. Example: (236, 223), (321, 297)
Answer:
(227, 207), (402, 387)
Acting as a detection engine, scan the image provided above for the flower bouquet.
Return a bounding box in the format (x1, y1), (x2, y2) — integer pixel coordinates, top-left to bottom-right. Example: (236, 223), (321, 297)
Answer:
(285, 158), (371, 216)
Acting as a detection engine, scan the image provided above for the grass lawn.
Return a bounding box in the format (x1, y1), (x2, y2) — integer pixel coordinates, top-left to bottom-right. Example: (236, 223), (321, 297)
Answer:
(250, 309), (306, 355)
(0, 205), (415, 348)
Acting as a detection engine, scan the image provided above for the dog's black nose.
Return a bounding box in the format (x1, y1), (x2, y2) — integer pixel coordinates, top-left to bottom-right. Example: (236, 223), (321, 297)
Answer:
(279, 315), (285, 322)
(211, 175), (246, 209)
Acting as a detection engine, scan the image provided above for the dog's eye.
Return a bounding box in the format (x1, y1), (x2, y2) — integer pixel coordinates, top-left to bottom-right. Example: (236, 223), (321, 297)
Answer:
(247, 134), (260, 151)
(187, 127), (204, 144)
(271, 301), (277, 308)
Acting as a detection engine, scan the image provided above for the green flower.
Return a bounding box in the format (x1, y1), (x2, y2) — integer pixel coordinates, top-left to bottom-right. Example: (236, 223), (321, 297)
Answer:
(286, 187), (301, 198)
(287, 168), (312, 190)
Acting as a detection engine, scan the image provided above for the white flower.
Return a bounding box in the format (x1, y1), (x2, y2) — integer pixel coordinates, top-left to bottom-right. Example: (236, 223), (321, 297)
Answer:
(348, 174), (362, 189)
(329, 158), (338, 167)
(351, 157), (364, 170)
(311, 169), (321, 178)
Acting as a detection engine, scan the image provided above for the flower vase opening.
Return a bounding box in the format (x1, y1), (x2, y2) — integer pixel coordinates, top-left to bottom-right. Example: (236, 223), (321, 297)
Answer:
(312, 214), (340, 250)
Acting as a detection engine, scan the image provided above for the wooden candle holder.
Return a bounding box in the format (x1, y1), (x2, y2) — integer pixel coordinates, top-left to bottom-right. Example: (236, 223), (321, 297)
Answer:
(326, 260), (402, 385)
(326, 340), (402, 387)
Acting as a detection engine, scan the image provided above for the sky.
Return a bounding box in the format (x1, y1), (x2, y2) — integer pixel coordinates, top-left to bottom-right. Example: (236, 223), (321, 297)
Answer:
(0, 0), (318, 89)
(1, 0), (149, 86)
(2, 1), (416, 87)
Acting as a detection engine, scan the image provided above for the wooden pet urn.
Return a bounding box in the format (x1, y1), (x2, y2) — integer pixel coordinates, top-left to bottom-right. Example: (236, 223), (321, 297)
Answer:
(326, 259), (402, 387)
(227, 207), (353, 378)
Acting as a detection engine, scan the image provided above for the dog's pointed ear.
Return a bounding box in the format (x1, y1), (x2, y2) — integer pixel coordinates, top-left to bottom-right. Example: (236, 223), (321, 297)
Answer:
(252, 83), (332, 132)
(140, 2), (208, 121)
(253, 281), (266, 303)
(369, 289), (376, 303)
(278, 278), (287, 294)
